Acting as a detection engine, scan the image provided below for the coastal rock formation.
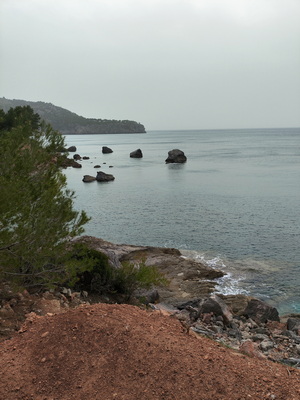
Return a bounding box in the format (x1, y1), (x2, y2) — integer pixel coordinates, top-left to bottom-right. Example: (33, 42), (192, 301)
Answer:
(130, 148), (143, 158)
(82, 175), (96, 183)
(96, 171), (115, 182)
(287, 317), (300, 332)
(243, 298), (280, 323)
(73, 154), (81, 160)
(102, 146), (113, 154)
(165, 149), (187, 163)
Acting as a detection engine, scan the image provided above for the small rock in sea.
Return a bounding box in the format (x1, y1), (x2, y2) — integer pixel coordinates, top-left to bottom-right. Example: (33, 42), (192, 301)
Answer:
(82, 156), (90, 160)
(109, 165), (113, 168)
(67, 146), (76, 152)
(130, 149), (143, 158)
(73, 154), (81, 160)
(96, 171), (115, 182)
(82, 175), (96, 183)
(72, 161), (82, 168)
(165, 149), (187, 163)
(102, 146), (113, 154)
(94, 165), (101, 168)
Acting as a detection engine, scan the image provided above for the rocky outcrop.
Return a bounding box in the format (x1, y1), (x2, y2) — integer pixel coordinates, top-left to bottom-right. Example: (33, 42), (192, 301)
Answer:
(165, 149), (187, 163)
(243, 298), (280, 323)
(82, 175), (96, 183)
(130, 149), (143, 158)
(73, 154), (81, 160)
(96, 171), (115, 182)
(287, 317), (300, 333)
(67, 146), (76, 152)
(102, 146), (113, 154)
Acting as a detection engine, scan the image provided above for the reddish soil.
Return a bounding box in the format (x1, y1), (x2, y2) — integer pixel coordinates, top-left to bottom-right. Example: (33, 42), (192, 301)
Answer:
(1, 303), (300, 400)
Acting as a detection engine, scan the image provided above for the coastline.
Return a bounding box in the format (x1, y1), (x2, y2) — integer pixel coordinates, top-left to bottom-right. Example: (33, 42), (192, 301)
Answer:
(1, 235), (300, 368)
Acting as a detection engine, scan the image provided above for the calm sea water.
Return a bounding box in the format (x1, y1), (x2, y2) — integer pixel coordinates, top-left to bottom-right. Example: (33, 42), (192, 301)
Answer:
(64, 128), (300, 315)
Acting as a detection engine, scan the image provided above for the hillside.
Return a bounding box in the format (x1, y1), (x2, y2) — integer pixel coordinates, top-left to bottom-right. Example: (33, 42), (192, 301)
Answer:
(1, 303), (300, 400)
(0, 97), (146, 134)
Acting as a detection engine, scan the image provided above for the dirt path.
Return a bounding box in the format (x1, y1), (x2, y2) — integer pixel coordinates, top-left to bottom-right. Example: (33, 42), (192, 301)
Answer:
(1, 303), (300, 400)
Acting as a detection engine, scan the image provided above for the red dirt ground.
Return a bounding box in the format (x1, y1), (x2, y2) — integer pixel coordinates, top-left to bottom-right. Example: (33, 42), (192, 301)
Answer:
(1, 303), (300, 400)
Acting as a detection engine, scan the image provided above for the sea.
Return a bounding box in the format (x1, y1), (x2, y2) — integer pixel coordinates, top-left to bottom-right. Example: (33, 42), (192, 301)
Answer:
(64, 128), (300, 315)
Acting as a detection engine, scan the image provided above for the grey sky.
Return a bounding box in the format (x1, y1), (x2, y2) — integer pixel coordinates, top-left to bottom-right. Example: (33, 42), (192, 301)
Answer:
(1, 0), (299, 130)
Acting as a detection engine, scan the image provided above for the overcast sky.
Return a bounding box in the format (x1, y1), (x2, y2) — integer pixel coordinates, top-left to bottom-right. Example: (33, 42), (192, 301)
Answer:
(1, 0), (299, 130)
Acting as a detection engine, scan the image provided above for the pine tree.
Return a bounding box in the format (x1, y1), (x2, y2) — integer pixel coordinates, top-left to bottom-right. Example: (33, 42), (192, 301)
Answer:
(0, 107), (89, 288)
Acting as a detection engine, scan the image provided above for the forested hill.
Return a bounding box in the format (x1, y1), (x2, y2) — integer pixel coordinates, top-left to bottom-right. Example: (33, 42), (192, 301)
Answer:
(0, 97), (146, 134)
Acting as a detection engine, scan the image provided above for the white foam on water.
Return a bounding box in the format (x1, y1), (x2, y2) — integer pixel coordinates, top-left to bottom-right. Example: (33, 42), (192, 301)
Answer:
(180, 249), (249, 296)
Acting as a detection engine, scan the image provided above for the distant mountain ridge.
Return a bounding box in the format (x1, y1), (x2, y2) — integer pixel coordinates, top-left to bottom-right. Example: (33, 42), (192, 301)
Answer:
(0, 97), (146, 134)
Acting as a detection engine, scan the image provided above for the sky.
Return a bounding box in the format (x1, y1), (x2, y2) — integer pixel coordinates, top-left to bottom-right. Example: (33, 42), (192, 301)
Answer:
(0, 0), (299, 130)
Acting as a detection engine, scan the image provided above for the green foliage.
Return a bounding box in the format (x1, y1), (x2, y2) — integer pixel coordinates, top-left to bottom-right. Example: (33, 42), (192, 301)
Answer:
(65, 244), (113, 293)
(113, 261), (168, 300)
(0, 105), (40, 131)
(0, 106), (89, 288)
(65, 244), (167, 300)
(0, 98), (146, 134)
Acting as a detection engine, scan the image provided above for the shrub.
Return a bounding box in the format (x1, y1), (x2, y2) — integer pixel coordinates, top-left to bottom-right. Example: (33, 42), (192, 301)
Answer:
(113, 261), (168, 300)
(65, 244), (168, 300)
(65, 243), (113, 293)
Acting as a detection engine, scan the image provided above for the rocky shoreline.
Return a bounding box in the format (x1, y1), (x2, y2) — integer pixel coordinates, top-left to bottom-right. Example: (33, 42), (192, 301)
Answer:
(1, 236), (300, 369)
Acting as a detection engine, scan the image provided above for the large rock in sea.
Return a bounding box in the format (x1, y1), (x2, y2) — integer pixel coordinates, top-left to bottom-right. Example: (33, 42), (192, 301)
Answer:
(165, 149), (187, 163)
(102, 146), (113, 154)
(130, 149), (143, 158)
(243, 298), (280, 323)
(96, 171), (115, 182)
(82, 175), (96, 183)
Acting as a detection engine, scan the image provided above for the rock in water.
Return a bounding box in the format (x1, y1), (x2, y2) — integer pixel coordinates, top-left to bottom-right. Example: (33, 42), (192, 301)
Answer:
(165, 149), (187, 163)
(72, 160), (82, 168)
(96, 171), (115, 182)
(102, 146), (113, 154)
(82, 175), (96, 183)
(130, 149), (143, 158)
(67, 146), (76, 152)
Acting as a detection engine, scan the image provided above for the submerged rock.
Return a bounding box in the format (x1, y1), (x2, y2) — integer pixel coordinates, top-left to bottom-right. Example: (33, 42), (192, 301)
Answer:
(165, 149), (187, 163)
